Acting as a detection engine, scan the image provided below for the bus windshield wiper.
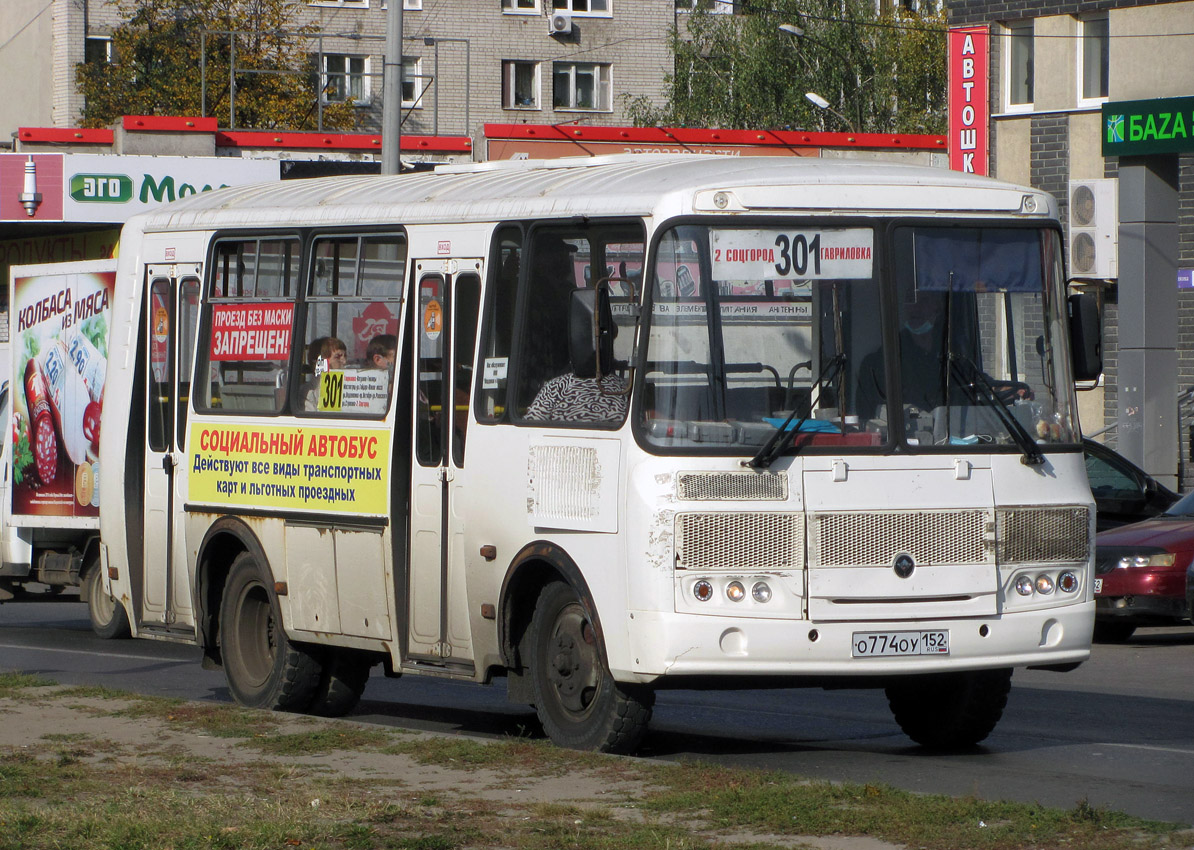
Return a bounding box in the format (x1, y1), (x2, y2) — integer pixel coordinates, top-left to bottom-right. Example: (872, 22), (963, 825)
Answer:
(948, 354), (1045, 466)
(745, 353), (846, 470)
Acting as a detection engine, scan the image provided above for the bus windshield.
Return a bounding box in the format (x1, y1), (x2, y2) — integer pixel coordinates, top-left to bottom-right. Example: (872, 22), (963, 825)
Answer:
(638, 222), (1079, 455)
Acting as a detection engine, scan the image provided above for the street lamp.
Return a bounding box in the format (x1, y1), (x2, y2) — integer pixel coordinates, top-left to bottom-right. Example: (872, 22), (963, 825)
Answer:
(778, 23), (863, 134)
(805, 91), (857, 135)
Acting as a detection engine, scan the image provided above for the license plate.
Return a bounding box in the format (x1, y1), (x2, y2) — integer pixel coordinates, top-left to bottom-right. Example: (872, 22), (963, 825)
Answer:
(1093, 578), (1102, 594)
(852, 630), (950, 657)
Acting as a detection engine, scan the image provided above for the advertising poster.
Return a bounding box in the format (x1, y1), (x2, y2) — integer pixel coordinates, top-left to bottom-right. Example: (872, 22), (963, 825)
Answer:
(188, 422), (389, 516)
(9, 262), (115, 523)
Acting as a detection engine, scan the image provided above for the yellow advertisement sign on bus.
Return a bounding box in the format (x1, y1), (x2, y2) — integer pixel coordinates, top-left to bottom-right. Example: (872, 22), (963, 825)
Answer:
(188, 422), (389, 515)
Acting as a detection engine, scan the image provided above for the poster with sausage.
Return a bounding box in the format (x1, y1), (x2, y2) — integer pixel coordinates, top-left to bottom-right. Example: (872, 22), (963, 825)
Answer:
(8, 261), (115, 523)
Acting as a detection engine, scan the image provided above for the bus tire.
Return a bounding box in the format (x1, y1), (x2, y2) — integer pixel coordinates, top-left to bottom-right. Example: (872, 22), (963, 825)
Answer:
(885, 667), (1012, 750)
(219, 552), (321, 712)
(85, 565), (130, 640)
(308, 651), (372, 717)
(527, 581), (652, 754)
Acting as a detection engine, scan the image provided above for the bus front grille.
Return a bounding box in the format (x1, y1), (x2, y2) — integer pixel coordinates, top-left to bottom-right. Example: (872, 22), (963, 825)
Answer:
(676, 471), (788, 501)
(810, 509), (990, 569)
(995, 506), (1090, 564)
(675, 512), (803, 571)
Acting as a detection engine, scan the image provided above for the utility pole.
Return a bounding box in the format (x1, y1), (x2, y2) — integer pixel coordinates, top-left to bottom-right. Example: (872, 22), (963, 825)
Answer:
(381, 0), (403, 175)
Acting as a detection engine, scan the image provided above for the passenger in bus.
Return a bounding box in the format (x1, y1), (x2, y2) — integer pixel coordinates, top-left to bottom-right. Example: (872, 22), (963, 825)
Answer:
(524, 316), (628, 424)
(524, 370), (628, 423)
(365, 334), (397, 371)
(303, 336), (347, 410)
(857, 293), (947, 422)
(857, 292), (1033, 425)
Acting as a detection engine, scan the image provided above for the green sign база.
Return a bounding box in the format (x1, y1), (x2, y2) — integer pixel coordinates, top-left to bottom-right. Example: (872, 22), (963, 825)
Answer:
(1102, 95), (1194, 157)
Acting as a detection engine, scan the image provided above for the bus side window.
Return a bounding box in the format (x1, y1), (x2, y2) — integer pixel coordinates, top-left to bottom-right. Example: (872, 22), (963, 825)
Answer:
(476, 227), (522, 423)
(300, 234), (404, 417)
(197, 237), (299, 415)
(452, 274), (481, 467)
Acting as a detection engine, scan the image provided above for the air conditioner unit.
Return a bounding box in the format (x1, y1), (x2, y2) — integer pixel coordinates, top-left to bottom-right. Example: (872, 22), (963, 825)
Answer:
(1068, 179), (1118, 280)
(548, 11), (572, 35)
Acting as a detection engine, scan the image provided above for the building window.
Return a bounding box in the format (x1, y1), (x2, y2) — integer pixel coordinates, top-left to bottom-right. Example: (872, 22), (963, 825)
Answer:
(675, 0), (732, 12)
(85, 36), (114, 65)
(323, 55), (368, 104)
(503, 0), (539, 12)
(503, 61), (540, 109)
(553, 62), (611, 111)
(1005, 21), (1034, 111)
(553, 0), (610, 16)
(402, 57), (426, 108)
(309, 0), (368, 7)
(1079, 15), (1109, 104)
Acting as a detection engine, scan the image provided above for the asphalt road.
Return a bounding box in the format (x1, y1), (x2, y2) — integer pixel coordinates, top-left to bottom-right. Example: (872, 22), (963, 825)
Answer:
(2, 598), (1193, 826)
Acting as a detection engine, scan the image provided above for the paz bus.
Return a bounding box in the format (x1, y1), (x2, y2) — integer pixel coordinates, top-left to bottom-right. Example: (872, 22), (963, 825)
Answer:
(96, 155), (1102, 753)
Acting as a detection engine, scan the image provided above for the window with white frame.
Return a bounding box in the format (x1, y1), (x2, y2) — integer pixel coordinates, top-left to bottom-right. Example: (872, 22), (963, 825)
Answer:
(503, 61), (541, 109)
(553, 62), (611, 111)
(323, 54), (369, 104)
(402, 57), (426, 108)
(554, 0), (610, 16)
(1005, 20), (1034, 111)
(85, 36), (114, 65)
(1078, 15), (1109, 104)
(675, 0), (733, 12)
(503, 0), (539, 12)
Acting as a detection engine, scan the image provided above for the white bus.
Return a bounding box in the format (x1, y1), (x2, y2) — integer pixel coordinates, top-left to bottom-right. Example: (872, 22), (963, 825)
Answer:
(98, 155), (1102, 753)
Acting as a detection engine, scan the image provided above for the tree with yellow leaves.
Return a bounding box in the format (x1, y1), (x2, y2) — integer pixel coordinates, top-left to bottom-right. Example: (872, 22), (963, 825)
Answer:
(76, 0), (358, 131)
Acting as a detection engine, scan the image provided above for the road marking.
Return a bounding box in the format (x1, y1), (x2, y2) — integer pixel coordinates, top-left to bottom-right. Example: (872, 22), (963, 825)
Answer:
(0, 641), (191, 663)
(1099, 742), (1194, 756)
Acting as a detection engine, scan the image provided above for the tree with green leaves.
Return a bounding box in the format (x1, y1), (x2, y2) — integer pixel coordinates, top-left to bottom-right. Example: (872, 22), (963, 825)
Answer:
(76, 0), (357, 131)
(626, 0), (946, 135)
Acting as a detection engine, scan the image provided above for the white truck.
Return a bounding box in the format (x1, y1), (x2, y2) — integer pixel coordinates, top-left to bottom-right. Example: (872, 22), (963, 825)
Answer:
(0, 259), (128, 637)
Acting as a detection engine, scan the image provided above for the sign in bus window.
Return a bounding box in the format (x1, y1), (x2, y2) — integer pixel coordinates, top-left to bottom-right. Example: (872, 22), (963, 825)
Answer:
(709, 228), (874, 280)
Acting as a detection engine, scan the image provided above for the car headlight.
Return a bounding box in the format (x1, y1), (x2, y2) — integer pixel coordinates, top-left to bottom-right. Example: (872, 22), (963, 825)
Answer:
(1117, 552), (1176, 568)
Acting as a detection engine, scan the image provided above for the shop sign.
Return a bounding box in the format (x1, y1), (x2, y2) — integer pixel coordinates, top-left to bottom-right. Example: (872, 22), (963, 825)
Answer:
(1103, 96), (1194, 157)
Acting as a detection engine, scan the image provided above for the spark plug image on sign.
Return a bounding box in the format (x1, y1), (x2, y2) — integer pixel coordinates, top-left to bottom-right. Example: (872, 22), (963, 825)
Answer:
(8, 262), (114, 520)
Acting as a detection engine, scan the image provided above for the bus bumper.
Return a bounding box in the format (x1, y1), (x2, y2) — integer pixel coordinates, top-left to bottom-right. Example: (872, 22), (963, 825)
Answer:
(619, 602), (1094, 682)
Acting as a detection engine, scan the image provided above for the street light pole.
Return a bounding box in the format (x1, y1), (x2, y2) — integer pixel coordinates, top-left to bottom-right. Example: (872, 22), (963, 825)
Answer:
(381, 0), (404, 175)
(806, 91), (858, 135)
(778, 23), (864, 134)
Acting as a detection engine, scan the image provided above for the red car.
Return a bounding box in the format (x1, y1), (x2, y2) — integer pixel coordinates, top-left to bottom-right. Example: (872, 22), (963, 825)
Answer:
(1093, 489), (1194, 642)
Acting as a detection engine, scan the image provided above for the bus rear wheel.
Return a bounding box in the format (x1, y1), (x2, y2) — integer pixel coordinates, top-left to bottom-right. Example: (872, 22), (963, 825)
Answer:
(85, 565), (130, 640)
(308, 651), (373, 717)
(527, 581), (652, 754)
(219, 552), (321, 712)
(885, 667), (1012, 750)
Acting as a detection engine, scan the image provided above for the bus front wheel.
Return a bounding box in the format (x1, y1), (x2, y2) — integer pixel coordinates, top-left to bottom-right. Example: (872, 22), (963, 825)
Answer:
(219, 552), (321, 712)
(527, 581), (652, 754)
(885, 667), (1012, 750)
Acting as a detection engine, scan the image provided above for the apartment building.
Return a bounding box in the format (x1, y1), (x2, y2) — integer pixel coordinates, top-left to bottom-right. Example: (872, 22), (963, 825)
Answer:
(949, 0), (1194, 488)
(0, 0), (677, 142)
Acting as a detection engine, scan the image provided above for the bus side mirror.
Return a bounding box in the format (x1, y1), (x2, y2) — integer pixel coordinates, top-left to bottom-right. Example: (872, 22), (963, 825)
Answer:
(568, 288), (614, 380)
(1068, 292), (1102, 382)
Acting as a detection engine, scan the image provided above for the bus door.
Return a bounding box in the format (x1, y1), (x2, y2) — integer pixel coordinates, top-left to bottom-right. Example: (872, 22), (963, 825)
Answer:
(142, 264), (202, 630)
(407, 260), (482, 664)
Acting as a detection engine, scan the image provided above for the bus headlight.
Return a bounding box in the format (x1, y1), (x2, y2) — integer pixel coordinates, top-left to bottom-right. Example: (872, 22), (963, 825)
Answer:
(751, 581), (772, 603)
(1058, 571), (1079, 593)
(726, 581), (745, 602)
(1035, 574), (1055, 594)
(1015, 575), (1034, 596)
(693, 580), (713, 602)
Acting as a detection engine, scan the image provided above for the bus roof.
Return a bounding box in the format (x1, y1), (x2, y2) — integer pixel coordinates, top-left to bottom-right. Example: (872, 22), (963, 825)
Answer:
(136, 154), (1056, 232)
